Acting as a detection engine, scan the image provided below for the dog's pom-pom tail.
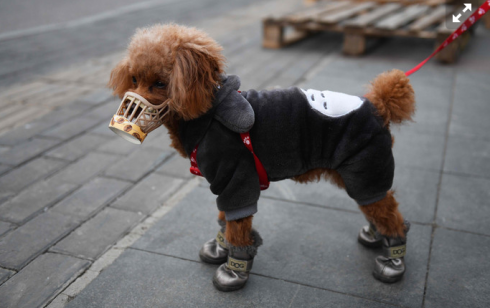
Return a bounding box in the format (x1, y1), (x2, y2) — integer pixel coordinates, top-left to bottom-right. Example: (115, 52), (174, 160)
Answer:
(365, 69), (415, 127)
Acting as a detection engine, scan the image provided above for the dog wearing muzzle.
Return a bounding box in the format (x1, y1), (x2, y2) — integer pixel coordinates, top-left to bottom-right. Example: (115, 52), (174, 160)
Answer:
(108, 24), (415, 292)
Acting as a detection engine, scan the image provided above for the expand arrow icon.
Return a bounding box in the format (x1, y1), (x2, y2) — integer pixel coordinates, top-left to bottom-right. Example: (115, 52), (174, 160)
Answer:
(453, 13), (462, 22)
(463, 3), (472, 12)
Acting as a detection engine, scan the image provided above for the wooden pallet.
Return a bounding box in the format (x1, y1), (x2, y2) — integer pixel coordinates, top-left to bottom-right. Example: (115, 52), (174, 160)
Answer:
(262, 0), (477, 63)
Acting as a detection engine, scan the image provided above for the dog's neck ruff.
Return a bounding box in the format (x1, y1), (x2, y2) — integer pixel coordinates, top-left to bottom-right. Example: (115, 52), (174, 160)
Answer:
(190, 131), (270, 190)
(301, 89), (363, 117)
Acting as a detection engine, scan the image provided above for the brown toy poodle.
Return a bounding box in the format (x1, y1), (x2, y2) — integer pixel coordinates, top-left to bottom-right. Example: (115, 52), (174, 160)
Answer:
(108, 23), (415, 292)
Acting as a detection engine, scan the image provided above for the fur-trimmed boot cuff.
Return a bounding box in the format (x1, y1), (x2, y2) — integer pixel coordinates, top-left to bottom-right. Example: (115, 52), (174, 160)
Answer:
(225, 229), (263, 257)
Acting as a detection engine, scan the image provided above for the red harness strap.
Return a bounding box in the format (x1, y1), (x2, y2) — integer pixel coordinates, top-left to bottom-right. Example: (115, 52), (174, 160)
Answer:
(189, 132), (270, 190)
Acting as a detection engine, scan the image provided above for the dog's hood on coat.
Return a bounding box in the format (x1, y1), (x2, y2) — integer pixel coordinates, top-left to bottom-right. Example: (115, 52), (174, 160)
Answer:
(213, 75), (255, 133)
(179, 74), (255, 155)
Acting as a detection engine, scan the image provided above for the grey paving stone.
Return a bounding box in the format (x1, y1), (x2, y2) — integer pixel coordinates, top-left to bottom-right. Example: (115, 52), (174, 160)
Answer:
(86, 101), (120, 120)
(400, 84), (451, 135)
(104, 147), (171, 182)
(0, 104), (90, 146)
(261, 165), (439, 224)
(0, 253), (90, 308)
(156, 154), (194, 179)
(90, 121), (116, 137)
(46, 133), (110, 162)
(76, 88), (115, 105)
(0, 211), (80, 270)
(41, 115), (104, 141)
(96, 135), (138, 155)
(0, 267), (14, 285)
(0, 192), (13, 206)
(48, 152), (119, 185)
(444, 136), (490, 178)
(450, 70), (490, 140)
(0, 157), (67, 195)
(424, 228), (490, 308)
(111, 173), (183, 214)
(0, 164), (11, 176)
(51, 207), (142, 260)
(52, 177), (130, 220)
(0, 221), (14, 237)
(141, 130), (172, 151)
(364, 38), (450, 75)
(390, 166), (439, 224)
(392, 129), (445, 172)
(437, 173), (490, 235)
(67, 249), (298, 308)
(0, 180), (78, 224)
(303, 54), (450, 89)
(133, 187), (431, 307)
(0, 137), (60, 166)
(262, 179), (356, 211)
(290, 285), (398, 308)
(264, 37), (336, 88)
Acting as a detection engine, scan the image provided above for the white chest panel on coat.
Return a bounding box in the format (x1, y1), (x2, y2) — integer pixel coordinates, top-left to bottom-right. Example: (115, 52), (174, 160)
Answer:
(301, 89), (363, 117)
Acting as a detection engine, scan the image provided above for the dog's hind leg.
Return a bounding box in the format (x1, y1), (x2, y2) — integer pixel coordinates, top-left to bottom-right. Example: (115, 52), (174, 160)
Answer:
(212, 215), (263, 292)
(198, 211), (229, 264)
(358, 191), (410, 283)
(359, 191), (405, 238)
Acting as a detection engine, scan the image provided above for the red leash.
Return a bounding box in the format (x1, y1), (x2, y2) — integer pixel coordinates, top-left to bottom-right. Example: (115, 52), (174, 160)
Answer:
(405, 1), (490, 76)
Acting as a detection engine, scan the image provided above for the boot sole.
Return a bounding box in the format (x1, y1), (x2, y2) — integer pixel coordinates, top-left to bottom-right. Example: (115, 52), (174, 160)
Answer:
(372, 271), (404, 283)
(212, 277), (247, 292)
(357, 235), (383, 248)
(198, 251), (227, 265)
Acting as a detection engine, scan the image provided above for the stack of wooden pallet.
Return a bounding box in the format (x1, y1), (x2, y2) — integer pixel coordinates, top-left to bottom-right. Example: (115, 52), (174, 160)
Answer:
(262, 0), (486, 62)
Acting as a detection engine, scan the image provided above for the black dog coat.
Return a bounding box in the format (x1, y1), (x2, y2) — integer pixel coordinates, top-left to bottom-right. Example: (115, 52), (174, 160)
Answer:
(179, 75), (394, 221)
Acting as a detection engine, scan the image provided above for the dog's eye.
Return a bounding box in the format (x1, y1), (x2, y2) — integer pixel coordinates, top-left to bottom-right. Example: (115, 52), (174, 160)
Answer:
(132, 76), (137, 84)
(154, 81), (166, 89)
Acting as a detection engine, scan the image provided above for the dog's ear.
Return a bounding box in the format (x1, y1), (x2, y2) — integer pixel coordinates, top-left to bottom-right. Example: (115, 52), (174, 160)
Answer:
(108, 57), (132, 98)
(168, 46), (222, 121)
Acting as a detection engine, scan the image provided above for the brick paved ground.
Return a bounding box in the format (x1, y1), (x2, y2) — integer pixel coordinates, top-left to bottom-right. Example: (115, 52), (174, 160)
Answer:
(1, 0), (490, 307)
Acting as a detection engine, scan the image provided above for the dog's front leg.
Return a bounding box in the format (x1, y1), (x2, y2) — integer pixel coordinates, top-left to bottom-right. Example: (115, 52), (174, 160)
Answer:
(210, 215), (262, 292)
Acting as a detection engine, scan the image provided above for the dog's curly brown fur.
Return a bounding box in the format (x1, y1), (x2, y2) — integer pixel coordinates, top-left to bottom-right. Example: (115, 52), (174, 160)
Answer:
(225, 216), (254, 247)
(360, 190), (406, 238)
(364, 69), (415, 128)
(292, 168), (345, 188)
(109, 24), (415, 246)
(108, 24), (225, 157)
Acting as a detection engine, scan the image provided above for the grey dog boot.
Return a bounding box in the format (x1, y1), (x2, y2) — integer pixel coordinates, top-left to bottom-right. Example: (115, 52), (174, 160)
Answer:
(213, 229), (263, 292)
(358, 222), (384, 248)
(373, 220), (410, 283)
(199, 220), (228, 264)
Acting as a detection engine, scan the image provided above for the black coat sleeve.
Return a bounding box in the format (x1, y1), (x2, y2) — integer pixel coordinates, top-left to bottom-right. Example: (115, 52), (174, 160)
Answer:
(196, 121), (260, 220)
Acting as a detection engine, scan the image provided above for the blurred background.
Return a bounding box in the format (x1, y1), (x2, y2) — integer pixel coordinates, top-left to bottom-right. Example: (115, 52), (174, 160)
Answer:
(0, 0), (489, 307)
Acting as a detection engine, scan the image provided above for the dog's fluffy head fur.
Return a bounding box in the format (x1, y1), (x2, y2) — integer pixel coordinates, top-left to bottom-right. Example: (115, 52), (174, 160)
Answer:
(108, 24), (226, 121)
